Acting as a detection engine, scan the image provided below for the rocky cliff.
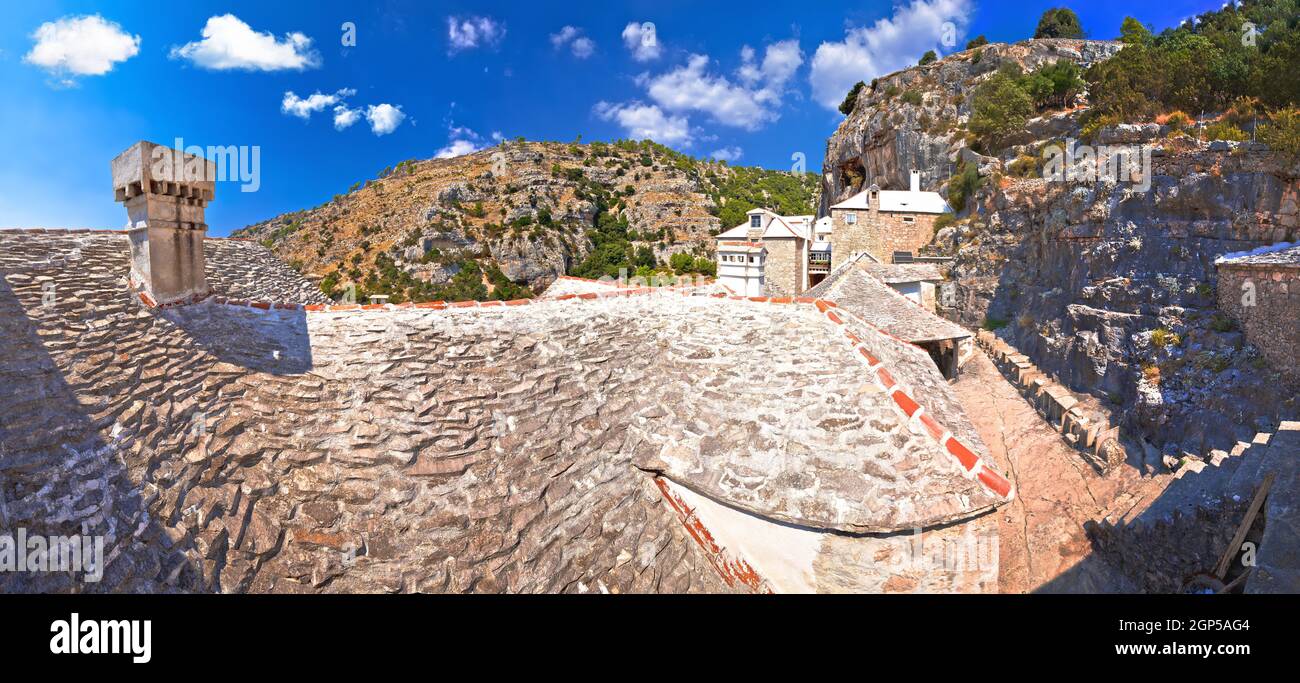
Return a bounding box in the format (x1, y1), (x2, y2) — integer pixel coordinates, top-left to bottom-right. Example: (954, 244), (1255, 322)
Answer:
(819, 36), (1299, 457)
(820, 38), (1122, 211)
(938, 139), (1299, 454)
(235, 141), (817, 299)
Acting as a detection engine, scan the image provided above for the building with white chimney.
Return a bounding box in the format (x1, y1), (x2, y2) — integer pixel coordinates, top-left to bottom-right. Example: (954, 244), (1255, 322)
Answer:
(714, 170), (951, 296)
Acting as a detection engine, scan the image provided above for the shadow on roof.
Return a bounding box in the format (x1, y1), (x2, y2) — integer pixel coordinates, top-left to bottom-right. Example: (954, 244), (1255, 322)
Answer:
(0, 277), (203, 592)
(162, 303), (313, 375)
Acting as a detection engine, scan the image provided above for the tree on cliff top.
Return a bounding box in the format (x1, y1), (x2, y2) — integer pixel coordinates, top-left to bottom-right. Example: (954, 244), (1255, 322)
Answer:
(919, 50), (938, 66)
(968, 65), (1035, 150)
(1119, 17), (1152, 44)
(839, 81), (866, 116)
(1034, 8), (1084, 39)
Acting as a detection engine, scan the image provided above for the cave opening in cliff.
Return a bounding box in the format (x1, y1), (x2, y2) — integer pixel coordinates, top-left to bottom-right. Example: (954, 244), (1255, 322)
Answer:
(838, 158), (866, 194)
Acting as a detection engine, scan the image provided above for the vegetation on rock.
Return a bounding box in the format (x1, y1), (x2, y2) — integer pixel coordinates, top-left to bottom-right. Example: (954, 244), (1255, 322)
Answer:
(1034, 8), (1084, 39)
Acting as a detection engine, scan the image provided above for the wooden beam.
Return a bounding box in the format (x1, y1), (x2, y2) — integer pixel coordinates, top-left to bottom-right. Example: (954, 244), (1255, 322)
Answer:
(1214, 472), (1275, 580)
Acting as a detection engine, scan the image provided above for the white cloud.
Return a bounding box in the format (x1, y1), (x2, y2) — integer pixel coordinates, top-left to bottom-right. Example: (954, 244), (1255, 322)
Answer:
(571, 37), (596, 59)
(435, 125), (488, 158)
(594, 101), (691, 146)
(281, 88), (356, 119)
(333, 105), (361, 130)
(710, 146), (743, 162)
(24, 14), (140, 82)
(809, 0), (970, 110)
(550, 26), (579, 47)
(642, 40), (803, 131)
(171, 14), (319, 71)
(436, 139), (484, 158)
(551, 25), (595, 59)
(365, 104), (406, 135)
(621, 22), (662, 62)
(447, 16), (505, 54)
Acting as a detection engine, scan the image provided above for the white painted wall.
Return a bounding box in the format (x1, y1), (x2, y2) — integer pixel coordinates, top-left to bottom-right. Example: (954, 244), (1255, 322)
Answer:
(717, 250), (764, 297)
(892, 281), (923, 305)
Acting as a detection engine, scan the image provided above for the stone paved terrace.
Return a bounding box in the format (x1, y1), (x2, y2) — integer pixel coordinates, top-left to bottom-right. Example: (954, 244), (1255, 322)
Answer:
(0, 229), (1009, 593)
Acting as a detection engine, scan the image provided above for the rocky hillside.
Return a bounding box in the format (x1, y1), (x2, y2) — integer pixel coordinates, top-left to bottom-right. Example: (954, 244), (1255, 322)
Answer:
(234, 140), (817, 303)
(939, 137), (1298, 454)
(821, 38), (1122, 209)
(819, 29), (1299, 457)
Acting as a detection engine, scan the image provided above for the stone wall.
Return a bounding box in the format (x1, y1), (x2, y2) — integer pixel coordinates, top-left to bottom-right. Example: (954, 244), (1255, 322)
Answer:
(872, 212), (939, 262)
(830, 211), (872, 265)
(830, 210), (939, 265)
(1217, 264), (1300, 381)
(762, 237), (802, 295)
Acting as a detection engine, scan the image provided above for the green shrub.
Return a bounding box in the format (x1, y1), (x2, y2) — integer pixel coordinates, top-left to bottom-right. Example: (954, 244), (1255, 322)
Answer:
(839, 81), (865, 116)
(1259, 107), (1300, 156)
(947, 162), (983, 212)
(1034, 8), (1083, 39)
(1007, 154), (1039, 178)
(1204, 122), (1248, 142)
(1161, 110), (1194, 132)
(1150, 328), (1182, 349)
(981, 316), (1009, 330)
(900, 90), (923, 106)
(968, 65), (1035, 149)
(1209, 314), (1236, 333)
(1080, 113), (1121, 143)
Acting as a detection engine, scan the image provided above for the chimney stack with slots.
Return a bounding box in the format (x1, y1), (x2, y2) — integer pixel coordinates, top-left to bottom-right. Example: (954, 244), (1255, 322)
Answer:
(111, 141), (214, 305)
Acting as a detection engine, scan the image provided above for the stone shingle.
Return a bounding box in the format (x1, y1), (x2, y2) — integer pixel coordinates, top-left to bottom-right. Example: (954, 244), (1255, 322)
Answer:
(0, 229), (1005, 593)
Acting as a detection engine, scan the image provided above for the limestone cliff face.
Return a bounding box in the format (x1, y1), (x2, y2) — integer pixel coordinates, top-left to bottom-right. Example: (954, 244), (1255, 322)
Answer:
(937, 142), (1300, 452)
(819, 38), (1123, 211)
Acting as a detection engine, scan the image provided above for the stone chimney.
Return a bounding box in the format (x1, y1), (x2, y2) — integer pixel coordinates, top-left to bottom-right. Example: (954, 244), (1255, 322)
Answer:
(112, 141), (215, 305)
(909, 170), (921, 193)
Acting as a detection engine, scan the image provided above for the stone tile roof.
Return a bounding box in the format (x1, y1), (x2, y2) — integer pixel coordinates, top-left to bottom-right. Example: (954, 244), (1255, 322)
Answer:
(804, 252), (872, 299)
(820, 263), (972, 344)
(205, 239), (331, 305)
(861, 262), (944, 284)
(0, 229), (1008, 592)
(830, 188), (951, 214)
(1215, 241), (1300, 268)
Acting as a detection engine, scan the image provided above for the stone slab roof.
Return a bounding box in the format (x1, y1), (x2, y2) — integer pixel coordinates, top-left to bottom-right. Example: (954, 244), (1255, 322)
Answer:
(205, 238), (331, 305)
(861, 262), (944, 284)
(0, 229), (1007, 593)
(830, 188), (951, 214)
(1215, 242), (1300, 268)
(820, 263), (972, 344)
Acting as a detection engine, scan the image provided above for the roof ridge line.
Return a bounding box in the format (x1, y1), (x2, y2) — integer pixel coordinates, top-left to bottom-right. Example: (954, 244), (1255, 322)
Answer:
(804, 296), (1014, 502)
(706, 292), (1010, 501)
(190, 283), (713, 314)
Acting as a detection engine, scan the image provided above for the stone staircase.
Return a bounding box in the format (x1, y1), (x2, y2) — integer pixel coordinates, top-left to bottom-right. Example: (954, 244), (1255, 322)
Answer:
(975, 330), (1122, 470)
(1102, 428), (1286, 527)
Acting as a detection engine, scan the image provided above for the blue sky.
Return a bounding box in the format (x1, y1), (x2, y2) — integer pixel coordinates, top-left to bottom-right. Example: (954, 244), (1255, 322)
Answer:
(1, 0), (1229, 236)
